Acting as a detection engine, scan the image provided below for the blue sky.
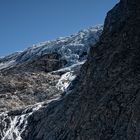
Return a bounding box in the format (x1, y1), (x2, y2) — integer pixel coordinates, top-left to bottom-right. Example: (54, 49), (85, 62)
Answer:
(0, 0), (118, 57)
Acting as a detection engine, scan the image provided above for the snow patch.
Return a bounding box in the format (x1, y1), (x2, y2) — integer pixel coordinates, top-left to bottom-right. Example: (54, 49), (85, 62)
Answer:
(56, 72), (76, 91)
(0, 103), (43, 140)
(0, 60), (15, 70)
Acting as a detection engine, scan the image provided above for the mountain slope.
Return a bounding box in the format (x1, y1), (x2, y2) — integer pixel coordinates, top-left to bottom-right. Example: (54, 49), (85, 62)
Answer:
(1, 0), (139, 139)
(1, 0), (140, 139)
(0, 25), (102, 113)
(0, 25), (102, 73)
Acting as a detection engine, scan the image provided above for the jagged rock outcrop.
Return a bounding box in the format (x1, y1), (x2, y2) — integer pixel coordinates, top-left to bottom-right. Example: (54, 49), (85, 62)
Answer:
(1, 0), (140, 139)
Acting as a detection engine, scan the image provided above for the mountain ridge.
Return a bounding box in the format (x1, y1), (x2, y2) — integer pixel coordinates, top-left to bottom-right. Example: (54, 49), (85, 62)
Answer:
(0, 25), (102, 72)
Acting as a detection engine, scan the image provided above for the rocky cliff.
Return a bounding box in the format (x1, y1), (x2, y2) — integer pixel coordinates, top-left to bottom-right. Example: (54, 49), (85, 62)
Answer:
(1, 0), (140, 139)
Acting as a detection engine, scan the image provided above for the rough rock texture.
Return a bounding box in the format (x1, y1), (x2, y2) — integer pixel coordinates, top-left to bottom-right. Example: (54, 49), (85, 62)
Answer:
(19, 0), (140, 139)
(0, 72), (61, 112)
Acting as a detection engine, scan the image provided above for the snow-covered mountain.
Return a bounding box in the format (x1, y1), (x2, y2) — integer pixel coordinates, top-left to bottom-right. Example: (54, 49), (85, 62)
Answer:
(0, 25), (102, 112)
(0, 25), (102, 140)
(0, 25), (102, 72)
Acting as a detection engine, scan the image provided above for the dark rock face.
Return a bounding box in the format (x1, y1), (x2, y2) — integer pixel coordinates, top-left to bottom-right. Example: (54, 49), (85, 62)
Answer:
(22, 53), (66, 73)
(20, 0), (140, 139)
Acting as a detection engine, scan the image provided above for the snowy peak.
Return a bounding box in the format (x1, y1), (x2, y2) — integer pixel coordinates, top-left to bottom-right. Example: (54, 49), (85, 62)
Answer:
(16, 25), (102, 64)
(0, 25), (103, 72)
